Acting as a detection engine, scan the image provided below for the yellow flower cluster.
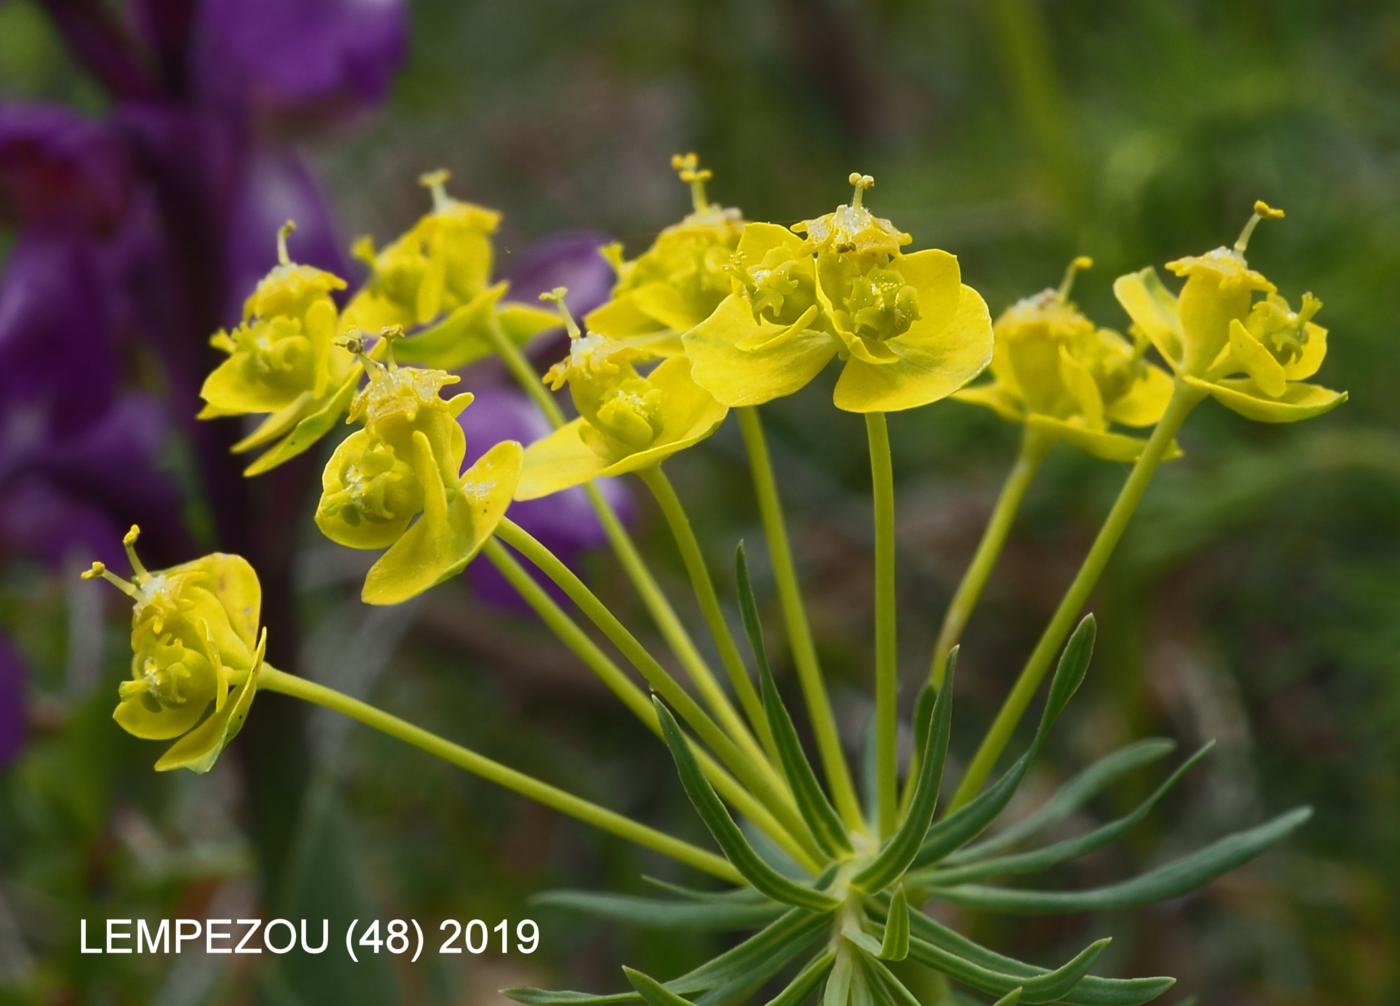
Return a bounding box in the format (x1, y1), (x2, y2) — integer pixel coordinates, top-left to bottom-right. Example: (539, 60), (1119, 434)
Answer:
(1114, 201), (1344, 423)
(82, 526), (265, 772)
(316, 331), (521, 605)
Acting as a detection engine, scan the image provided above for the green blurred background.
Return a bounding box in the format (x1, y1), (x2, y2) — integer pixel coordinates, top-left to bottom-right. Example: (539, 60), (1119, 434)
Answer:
(3, 0), (1398, 1003)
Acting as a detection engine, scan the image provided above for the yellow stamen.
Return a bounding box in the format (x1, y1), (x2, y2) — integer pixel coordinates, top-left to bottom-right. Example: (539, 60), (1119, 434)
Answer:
(335, 329), (385, 376)
(848, 172), (875, 209)
(122, 524), (149, 579)
(277, 220), (296, 266)
(377, 325), (405, 368)
(82, 560), (138, 598)
(1058, 255), (1094, 301)
(1234, 199), (1285, 256)
(671, 152), (714, 213)
(540, 287), (582, 340)
(419, 169), (453, 213)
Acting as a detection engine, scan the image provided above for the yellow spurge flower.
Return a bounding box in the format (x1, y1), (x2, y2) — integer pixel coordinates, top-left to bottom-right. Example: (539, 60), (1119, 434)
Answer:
(682, 172), (994, 413)
(516, 290), (727, 500)
(342, 169), (560, 371)
(582, 153), (743, 349)
(315, 331), (522, 605)
(342, 169), (501, 332)
(81, 526), (265, 773)
(199, 221), (360, 474)
(956, 257), (1178, 461)
(1114, 201), (1346, 422)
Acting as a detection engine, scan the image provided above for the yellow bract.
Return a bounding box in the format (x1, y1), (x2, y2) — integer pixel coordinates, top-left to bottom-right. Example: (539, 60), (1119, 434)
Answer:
(82, 527), (265, 773)
(583, 154), (743, 348)
(199, 221), (357, 475)
(682, 173), (994, 413)
(956, 258), (1177, 461)
(1114, 202), (1346, 423)
(315, 338), (522, 604)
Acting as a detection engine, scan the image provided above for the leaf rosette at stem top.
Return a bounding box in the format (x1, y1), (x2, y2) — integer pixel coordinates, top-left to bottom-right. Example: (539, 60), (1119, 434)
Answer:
(682, 172), (994, 413)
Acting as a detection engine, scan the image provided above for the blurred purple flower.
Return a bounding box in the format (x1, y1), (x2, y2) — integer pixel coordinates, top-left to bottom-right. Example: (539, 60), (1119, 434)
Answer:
(0, 103), (133, 232)
(459, 387), (632, 609)
(0, 634), (25, 767)
(193, 0), (408, 127)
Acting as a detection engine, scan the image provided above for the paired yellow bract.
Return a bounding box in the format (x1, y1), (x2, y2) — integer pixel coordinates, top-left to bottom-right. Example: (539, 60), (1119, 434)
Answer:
(97, 159), (1345, 771)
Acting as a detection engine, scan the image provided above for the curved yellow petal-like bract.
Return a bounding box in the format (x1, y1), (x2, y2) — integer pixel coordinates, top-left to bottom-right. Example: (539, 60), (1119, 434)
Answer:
(393, 282), (508, 369)
(517, 358), (727, 499)
(1187, 375), (1348, 424)
(832, 284), (993, 413)
(1026, 415), (1181, 463)
(1105, 357), (1175, 428)
(893, 248), (962, 333)
(362, 437), (523, 605)
(516, 419), (613, 500)
(154, 631), (265, 774)
(242, 365), (363, 477)
(115, 689), (209, 741)
(1284, 321), (1328, 382)
(1113, 268), (1184, 369)
(1227, 319), (1287, 397)
(683, 295), (835, 407)
(953, 382), (1025, 424)
(584, 292), (659, 339)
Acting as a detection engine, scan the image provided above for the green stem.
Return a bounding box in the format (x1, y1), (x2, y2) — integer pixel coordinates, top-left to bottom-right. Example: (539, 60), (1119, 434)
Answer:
(865, 413), (898, 838)
(638, 467), (777, 762)
(486, 318), (754, 757)
(949, 381), (1203, 810)
(257, 665), (741, 883)
(493, 517), (824, 864)
(736, 407), (865, 833)
(480, 540), (818, 870)
(928, 428), (1050, 689)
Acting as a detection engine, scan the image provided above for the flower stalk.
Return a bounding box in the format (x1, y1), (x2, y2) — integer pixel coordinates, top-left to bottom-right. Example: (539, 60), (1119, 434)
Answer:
(256, 665), (742, 882)
(737, 406), (866, 833)
(866, 411), (899, 837)
(950, 379), (1205, 809)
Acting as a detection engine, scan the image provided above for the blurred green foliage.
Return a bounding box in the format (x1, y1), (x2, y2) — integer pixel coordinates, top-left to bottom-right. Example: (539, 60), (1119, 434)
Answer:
(3, 0), (1398, 1003)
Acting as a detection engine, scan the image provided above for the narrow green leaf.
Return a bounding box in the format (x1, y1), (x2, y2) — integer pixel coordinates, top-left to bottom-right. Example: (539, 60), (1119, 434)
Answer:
(991, 991), (1023, 1006)
(932, 806), (1312, 914)
(907, 933), (1111, 1004)
(855, 655), (955, 891)
(764, 950), (835, 1006)
(502, 989), (639, 1005)
(625, 968), (696, 1006)
(737, 543), (852, 856)
(654, 698), (840, 912)
(534, 890), (783, 930)
(669, 908), (828, 995)
(905, 909), (1173, 1006)
(916, 618), (1096, 869)
(915, 743), (1215, 886)
(691, 926), (827, 1006)
(824, 947), (855, 1006)
(946, 738), (1178, 864)
(861, 954), (923, 1006)
(641, 876), (777, 905)
(879, 888), (910, 961)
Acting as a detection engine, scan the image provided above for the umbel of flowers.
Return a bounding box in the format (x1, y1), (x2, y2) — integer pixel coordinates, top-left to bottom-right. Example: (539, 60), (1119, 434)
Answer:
(85, 158), (1345, 1004)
